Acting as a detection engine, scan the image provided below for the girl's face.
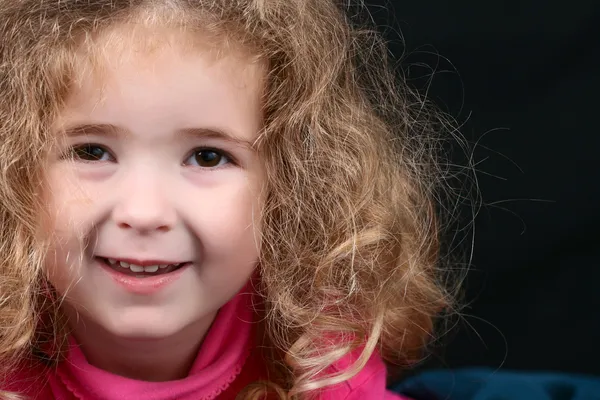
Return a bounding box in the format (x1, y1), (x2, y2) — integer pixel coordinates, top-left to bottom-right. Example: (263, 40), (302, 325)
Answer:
(45, 34), (264, 341)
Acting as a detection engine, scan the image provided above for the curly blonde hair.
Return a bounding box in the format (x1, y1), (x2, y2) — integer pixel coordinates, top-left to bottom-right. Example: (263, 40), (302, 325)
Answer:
(0, 0), (457, 398)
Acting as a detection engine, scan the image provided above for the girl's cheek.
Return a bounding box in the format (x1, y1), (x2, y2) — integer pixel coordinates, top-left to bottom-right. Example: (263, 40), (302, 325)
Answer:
(44, 245), (77, 294)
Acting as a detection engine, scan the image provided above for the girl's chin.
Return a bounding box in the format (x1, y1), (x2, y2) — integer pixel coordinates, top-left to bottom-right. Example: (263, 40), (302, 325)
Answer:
(101, 318), (199, 341)
(68, 306), (216, 345)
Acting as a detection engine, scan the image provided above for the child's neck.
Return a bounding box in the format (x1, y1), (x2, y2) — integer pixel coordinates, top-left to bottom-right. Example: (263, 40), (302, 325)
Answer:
(65, 307), (217, 382)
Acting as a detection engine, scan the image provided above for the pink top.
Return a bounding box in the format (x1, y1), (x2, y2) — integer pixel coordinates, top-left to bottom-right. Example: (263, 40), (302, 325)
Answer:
(4, 289), (410, 399)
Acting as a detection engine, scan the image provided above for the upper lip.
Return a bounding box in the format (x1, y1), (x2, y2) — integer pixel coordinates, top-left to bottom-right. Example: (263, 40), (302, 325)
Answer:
(97, 256), (188, 266)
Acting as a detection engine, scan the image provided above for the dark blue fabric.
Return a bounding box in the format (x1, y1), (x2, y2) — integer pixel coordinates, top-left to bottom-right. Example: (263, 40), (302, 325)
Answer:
(393, 369), (600, 400)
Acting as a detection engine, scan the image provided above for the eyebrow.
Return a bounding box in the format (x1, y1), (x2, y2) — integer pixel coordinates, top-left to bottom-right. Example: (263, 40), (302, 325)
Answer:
(61, 123), (256, 149)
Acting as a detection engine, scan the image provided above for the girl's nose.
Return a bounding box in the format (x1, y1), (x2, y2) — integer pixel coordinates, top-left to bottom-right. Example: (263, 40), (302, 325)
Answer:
(111, 171), (177, 234)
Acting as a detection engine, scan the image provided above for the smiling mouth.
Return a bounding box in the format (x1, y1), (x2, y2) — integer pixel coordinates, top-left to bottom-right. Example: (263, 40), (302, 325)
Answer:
(97, 257), (188, 278)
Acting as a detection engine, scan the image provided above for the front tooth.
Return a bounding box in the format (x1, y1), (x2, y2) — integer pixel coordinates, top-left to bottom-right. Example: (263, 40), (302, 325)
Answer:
(144, 265), (159, 273)
(120, 261), (130, 268)
(129, 264), (144, 273)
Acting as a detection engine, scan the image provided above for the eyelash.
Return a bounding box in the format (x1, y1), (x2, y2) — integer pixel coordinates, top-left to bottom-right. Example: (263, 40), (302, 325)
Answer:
(64, 143), (236, 169)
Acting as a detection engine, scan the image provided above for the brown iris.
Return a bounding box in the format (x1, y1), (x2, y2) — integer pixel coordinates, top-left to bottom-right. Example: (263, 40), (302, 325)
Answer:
(70, 144), (110, 161)
(193, 149), (223, 167)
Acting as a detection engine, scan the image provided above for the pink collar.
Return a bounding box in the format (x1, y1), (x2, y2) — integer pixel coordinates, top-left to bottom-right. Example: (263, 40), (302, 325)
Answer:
(50, 288), (254, 400)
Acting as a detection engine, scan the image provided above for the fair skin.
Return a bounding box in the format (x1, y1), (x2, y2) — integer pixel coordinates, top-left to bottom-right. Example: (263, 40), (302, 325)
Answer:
(45, 29), (264, 382)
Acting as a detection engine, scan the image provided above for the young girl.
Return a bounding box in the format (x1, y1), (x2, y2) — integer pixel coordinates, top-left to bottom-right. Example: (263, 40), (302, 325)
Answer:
(0, 0), (452, 399)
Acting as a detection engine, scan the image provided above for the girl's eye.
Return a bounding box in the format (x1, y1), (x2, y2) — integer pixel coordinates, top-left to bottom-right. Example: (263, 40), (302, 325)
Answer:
(69, 144), (113, 162)
(186, 148), (231, 168)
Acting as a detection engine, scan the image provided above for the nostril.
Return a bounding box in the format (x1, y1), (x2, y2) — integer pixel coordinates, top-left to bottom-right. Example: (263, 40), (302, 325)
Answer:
(117, 222), (131, 229)
(157, 225), (171, 232)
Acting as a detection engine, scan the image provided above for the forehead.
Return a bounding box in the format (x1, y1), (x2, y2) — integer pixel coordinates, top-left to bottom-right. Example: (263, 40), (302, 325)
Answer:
(71, 22), (262, 92)
(56, 24), (265, 137)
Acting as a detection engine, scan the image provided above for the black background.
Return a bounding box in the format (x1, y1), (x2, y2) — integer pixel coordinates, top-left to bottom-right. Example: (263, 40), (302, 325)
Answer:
(365, 1), (600, 376)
